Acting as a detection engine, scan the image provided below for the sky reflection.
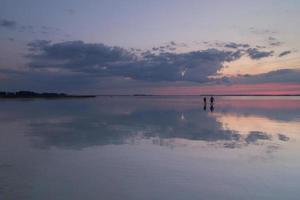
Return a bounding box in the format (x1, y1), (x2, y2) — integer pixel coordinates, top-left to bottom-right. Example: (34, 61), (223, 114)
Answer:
(0, 96), (298, 152)
(1, 96), (300, 200)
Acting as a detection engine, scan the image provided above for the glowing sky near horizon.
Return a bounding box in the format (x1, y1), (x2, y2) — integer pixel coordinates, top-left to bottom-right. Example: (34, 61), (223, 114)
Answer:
(0, 0), (300, 94)
(152, 83), (300, 95)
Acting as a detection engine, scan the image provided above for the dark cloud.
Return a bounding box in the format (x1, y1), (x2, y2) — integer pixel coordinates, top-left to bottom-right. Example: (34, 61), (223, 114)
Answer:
(0, 19), (17, 29)
(278, 50), (291, 57)
(224, 69), (300, 84)
(278, 134), (289, 141)
(268, 36), (282, 46)
(27, 40), (52, 52)
(26, 40), (244, 82)
(246, 48), (273, 59)
(0, 19), (63, 36)
(245, 131), (271, 144)
(27, 40), (134, 61)
(170, 41), (176, 46)
(205, 41), (276, 58)
(224, 42), (249, 49)
(151, 43), (178, 52)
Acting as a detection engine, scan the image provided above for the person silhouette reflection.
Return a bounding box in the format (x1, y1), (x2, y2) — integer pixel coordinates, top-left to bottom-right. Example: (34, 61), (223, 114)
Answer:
(203, 104), (207, 111)
(210, 104), (214, 112)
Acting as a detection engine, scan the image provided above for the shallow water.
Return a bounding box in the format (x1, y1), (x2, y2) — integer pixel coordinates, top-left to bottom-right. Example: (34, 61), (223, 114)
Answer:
(1, 96), (300, 200)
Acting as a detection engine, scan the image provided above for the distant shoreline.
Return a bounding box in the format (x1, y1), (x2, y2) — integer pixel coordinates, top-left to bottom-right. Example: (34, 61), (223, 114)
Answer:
(0, 91), (96, 99)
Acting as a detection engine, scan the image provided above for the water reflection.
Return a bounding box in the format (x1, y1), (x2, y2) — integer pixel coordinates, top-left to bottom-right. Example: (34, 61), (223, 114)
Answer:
(1, 96), (300, 200)
(1, 96), (297, 151)
(210, 104), (214, 112)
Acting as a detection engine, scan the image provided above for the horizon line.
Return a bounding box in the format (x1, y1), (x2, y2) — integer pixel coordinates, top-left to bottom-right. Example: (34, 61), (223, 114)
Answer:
(95, 94), (300, 97)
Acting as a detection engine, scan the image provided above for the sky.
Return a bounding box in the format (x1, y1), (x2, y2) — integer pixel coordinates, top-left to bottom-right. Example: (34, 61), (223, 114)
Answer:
(0, 0), (300, 95)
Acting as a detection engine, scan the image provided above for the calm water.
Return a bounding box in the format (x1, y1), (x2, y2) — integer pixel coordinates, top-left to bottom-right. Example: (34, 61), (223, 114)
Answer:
(1, 96), (300, 200)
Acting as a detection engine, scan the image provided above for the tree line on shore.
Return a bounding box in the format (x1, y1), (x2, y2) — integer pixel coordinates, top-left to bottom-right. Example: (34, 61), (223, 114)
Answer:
(0, 91), (95, 98)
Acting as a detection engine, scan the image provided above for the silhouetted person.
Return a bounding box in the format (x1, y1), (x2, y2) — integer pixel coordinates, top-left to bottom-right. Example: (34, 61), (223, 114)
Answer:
(210, 104), (214, 112)
(210, 96), (214, 105)
(203, 97), (207, 105)
(203, 105), (207, 111)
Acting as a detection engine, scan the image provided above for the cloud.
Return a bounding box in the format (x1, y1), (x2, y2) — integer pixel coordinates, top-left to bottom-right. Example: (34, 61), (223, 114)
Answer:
(207, 42), (274, 60)
(27, 40), (135, 63)
(246, 48), (273, 59)
(268, 36), (282, 46)
(150, 42), (181, 53)
(170, 41), (176, 46)
(27, 40), (52, 51)
(26, 40), (244, 82)
(224, 42), (249, 49)
(245, 131), (271, 144)
(226, 69), (300, 84)
(0, 19), (63, 36)
(278, 50), (291, 57)
(249, 27), (277, 35)
(278, 134), (289, 141)
(0, 19), (17, 29)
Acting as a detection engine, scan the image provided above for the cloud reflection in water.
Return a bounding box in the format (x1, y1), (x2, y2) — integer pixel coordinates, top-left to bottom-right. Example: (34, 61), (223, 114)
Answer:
(17, 96), (298, 154)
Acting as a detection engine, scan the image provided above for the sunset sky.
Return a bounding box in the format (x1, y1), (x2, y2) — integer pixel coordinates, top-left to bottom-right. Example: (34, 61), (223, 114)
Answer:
(0, 0), (300, 95)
